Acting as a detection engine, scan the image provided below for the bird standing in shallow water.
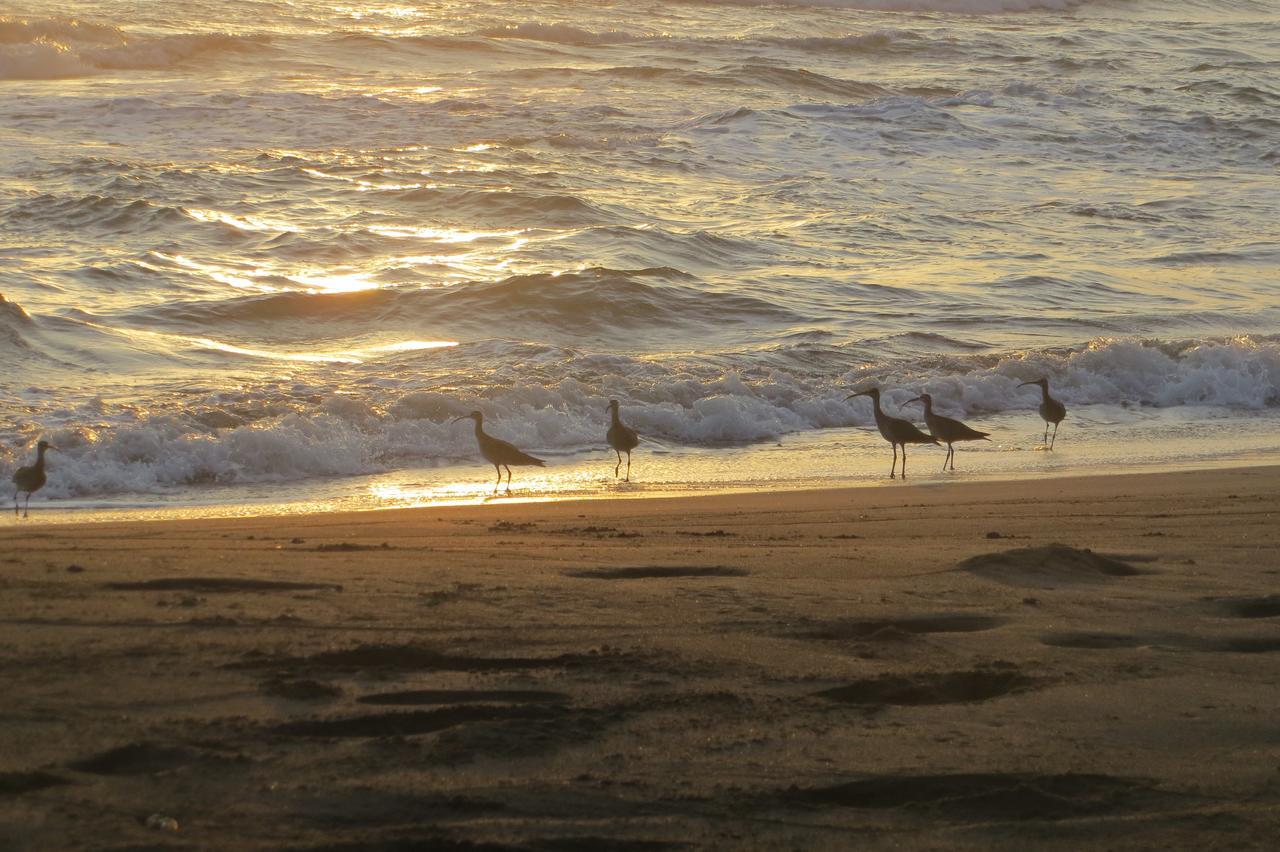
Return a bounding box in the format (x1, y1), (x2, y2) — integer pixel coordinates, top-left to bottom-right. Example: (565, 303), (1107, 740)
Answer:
(453, 411), (545, 492)
(606, 399), (640, 481)
(12, 440), (54, 518)
(1018, 378), (1067, 449)
(902, 393), (990, 471)
(847, 388), (938, 479)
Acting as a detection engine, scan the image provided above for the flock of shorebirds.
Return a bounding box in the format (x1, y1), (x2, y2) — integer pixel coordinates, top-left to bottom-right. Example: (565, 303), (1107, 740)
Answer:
(11, 381), (1066, 514)
(847, 378), (1065, 479)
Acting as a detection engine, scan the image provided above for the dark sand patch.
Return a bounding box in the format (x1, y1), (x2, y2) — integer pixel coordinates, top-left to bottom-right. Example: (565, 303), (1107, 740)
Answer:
(1205, 595), (1280, 619)
(105, 577), (342, 593)
(1210, 637), (1280, 654)
(530, 840), (686, 851)
(273, 705), (565, 738)
(565, 566), (746, 580)
(358, 689), (570, 706)
(795, 613), (1006, 642)
(230, 644), (634, 674)
(0, 770), (69, 796)
(298, 838), (682, 852)
(260, 678), (345, 701)
(296, 839), (523, 852)
(1042, 632), (1280, 654)
(311, 542), (393, 552)
(785, 772), (1172, 821)
(960, 545), (1148, 588)
(69, 743), (204, 776)
(293, 789), (505, 827)
(817, 668), (1042, 706)
(1042, 632), (1145, 650)
(488, 521), (536, 533)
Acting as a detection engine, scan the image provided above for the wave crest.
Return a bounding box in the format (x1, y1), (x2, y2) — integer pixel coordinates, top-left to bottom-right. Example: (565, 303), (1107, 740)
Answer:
(0, 16), (268, 79)
(6, 335), (1278, 499)
(476, 23), (643, 45)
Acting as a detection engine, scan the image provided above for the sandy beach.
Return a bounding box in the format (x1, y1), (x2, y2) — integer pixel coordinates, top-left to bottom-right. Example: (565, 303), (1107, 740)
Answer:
(1, 466), (1277, 849)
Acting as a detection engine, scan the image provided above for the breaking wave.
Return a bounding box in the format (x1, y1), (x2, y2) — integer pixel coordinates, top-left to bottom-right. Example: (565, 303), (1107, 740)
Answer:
(0, 17), (268, 80)
(6, 335), (1278, 498)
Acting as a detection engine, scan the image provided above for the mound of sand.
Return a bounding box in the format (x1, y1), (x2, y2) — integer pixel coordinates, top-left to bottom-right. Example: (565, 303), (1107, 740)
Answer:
(959, 544), (1148, 589)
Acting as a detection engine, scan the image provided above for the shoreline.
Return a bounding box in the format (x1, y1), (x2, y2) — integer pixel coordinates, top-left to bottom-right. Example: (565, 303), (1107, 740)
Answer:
(18, 430), (1280, 525)
(2, 464), (1278, 848)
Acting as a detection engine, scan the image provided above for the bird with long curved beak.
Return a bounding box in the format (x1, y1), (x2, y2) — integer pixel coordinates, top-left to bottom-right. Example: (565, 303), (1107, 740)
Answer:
(847, 387), (937, 479)
(12, 440), (55, 518)
(1018, 378), (1066, 449)
(606, 399), (640, 481)
(453, 411), (545, 492)
(901, 393), (990, 471)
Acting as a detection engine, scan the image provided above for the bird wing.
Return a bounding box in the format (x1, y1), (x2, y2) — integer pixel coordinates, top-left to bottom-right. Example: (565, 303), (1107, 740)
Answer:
(934, 414), (989, 441)
(486, 436), (546, 467)
(609, 423), (640, 451)
(889, 415), (938, 444)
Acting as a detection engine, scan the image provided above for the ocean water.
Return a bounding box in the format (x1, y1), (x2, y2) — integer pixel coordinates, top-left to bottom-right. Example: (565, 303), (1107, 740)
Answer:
(2, 0), (1278, 518)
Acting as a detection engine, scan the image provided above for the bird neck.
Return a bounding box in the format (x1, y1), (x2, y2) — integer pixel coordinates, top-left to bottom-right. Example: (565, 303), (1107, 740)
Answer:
(610, 407), (621, 426)
(35, 445), (47, 470)
(1038, 384), (1051, 402)
(473, 419), (486, 438)
(869, 396), (887, 423)
(921, 399), (933, 415)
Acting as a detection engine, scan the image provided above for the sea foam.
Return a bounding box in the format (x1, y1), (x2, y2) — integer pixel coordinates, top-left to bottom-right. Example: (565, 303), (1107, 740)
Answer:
(5, 336), (1277, 499)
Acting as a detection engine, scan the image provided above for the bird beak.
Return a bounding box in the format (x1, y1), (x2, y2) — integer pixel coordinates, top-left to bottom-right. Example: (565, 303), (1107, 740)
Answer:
(901, 396), (922, 410)
(1017, 381), (1034, 388)
(451, 416), (467, 424)
(845, 392), (868, 401)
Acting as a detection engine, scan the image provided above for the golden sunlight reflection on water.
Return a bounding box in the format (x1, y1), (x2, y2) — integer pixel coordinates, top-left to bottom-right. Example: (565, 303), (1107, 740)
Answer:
(188, 336), (457, 363)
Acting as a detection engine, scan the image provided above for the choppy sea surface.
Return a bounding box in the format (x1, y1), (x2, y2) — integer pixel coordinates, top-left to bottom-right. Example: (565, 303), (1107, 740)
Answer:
(2, 0), (1278, 519)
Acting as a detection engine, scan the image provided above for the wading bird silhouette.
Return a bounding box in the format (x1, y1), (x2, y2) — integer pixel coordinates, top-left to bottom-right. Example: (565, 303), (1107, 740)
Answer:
(453, 411), (545, 492)
(847, 388), (937, 479)
(1018, 378), (1067, 449)
(12, 440), (54, 518)
(902, 393), (990, 471)
(606, 399), (640, 481)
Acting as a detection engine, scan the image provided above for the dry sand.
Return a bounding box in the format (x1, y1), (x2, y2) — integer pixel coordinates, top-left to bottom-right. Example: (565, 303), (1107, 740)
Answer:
(1, 466), (1278, 850)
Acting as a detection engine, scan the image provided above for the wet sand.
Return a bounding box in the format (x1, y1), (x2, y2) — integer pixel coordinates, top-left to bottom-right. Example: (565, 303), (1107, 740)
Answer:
(1, 466), (1278, 850)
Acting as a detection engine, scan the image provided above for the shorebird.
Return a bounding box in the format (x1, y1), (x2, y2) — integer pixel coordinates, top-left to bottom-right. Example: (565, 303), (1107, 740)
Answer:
(902, 393), (990, 471)
(606, 399), (640, 481)
(12, 440), (54, 518)
(846, 387), (938, 479)
(453, 411), (545, 492)
(1018, 378), (1067, 449)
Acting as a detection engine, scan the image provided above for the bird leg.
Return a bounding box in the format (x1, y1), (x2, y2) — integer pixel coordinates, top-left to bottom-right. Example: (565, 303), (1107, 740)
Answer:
(890, 444), (898, 479)
(941, 445), (950, 472)
(493, 464), (502, 492)
(504, 465), (513, 491)
(23, 492), (31, 519)
(1050, 422), (1059, 450)
(12, 491), (17, 518)
(1043, 421), (1049, 446)
(625, 451), (631, 483)
(614, 450), (622, 478)
(902, 445), (908, 479)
